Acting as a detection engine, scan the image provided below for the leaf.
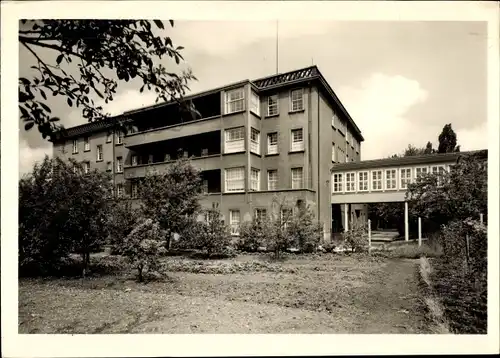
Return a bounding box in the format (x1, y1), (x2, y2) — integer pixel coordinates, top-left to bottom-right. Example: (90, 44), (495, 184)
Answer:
(169, 20), (174, 27)
(153, 20), (164, 29)
(24, 122), (35, 131)
(49, 117), (60, 122)
(40, 89), (47, 100)
(56, 54), (64, 65)
(39, 102), (52, 113)
(95, 88), (104, 99)
(67, 98), (73, 107)
(19, 105), (29, 118)
(176, 46), (184, 51)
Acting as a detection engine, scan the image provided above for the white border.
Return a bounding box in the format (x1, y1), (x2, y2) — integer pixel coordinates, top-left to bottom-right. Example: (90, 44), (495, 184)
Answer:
(2, 1), (499, 357)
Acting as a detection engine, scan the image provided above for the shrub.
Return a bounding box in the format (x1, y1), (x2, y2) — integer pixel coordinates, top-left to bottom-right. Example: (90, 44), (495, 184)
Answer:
(239, 219), (269, 252)
(287, 204), (323, 253)
(121, 218), (167, 282)
(174, 204), (232, 258)
(107, 200), (139, 255)
(342, 223), (368, 253)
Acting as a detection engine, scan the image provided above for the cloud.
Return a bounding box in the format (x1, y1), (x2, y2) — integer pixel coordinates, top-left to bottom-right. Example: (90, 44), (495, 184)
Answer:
(455, 121), (488, 151)
(338, 73), (430, 159)
(19, 139), (51, 176)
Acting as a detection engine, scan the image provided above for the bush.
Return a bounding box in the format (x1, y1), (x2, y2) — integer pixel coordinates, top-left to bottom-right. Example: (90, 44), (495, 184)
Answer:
(107, 201), (139, 255)
(342, 223), (368, 253)
(287, 204), (323, 253)
(239, 219), (268, 252)
(430, 219), (487, 333)
(174, 204), (231, 258)
(121, 218), (167, 282)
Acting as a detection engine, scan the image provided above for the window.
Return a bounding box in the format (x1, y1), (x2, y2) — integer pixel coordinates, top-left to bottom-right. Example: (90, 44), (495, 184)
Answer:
(371, 170), (383, 191)
(338, 119), (346, 135)
(332, 173), (343, 193)
(225, 127), (245, 153)
(96, 145), (103, 161)
(267, 132), (278, 154)
(346, 131), (350, 144)
(332, 113), (338, 129)
(385, 169), (397, 190)
(358, 171), (368, 191)
(291, 128), (304, 151)
(131, 182), (138, 198)
(250, 168), (260, 191)
(332, 143), (337, 162)
(106, 161), (112, 172)
(72, 139), (78, 154)
(202, 180), (208, 194)
(148, 154), (154, 163)
(400, 168), (412, 189)
(84, 137), (90, 151)
(345, 154), (349, 163)
(131, 155), (138, 166)
(116, 184), (123, 198)
(83, 161), (90, 174)
(201, 148), (208, 156)
(290, 89), (304, 112)
(250, 128), (260, 155)
(291, 167), (303, 189)
(250, 91), (260, 116)
(106, 133), (112, 143)
(268, 169), (278, 190)
(225, 167), (245, 192)
(229, 210), (241, 235)
(431, 165), (447, 186)
(116, 157), (123, 173)
(267, 95), (279, 116)
(225, 88), (245, 114)
(116, 131), (124, 145)
(415, 167), (428, 179)
(254, 208), (267, 222)
(345, 172), (356, 192)
(164, 153), (170, 162)
(281, 208), (293, 229)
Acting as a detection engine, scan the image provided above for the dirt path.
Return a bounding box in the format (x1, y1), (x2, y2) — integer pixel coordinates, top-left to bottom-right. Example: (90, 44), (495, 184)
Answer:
(19, 257), (429, 333)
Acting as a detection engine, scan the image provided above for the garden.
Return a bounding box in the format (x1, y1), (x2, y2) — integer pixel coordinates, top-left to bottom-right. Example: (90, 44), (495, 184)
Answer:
(18, 151), (488, 334)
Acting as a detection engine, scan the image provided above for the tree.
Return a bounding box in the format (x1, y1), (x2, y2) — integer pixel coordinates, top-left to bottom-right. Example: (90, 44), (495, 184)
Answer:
(19, 20), (196, 140)
(121, 218), (167, 282)
(139, 157), (203, 249)
(406, 151), (487, 227)
(19, 156), (112, 276)
(424, 141), (435, 155)
(196, 203), (231, 257)
(239, 218), (269, 252)
(265, 195), (296, 259)
(107, 200), (139, 254)
(287, 203), (323, 253)
(438, 123), (459, 153)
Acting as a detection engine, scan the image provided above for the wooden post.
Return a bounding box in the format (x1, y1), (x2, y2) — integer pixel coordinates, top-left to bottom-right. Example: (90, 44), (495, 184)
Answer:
(480, 213), (484, 224)
(418, 217), (422, 247)
(344, 203), (349, 232)
(465, 234), (470, 273)
(368, 219), (372, 254)
(404, 201), (409, 241)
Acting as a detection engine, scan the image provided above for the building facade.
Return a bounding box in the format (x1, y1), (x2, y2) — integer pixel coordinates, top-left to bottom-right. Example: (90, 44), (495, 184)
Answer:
(52, 66), (364, 240)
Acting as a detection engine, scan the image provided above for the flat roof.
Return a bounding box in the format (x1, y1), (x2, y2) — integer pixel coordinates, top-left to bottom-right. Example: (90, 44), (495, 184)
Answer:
(331, 150), (488, 172)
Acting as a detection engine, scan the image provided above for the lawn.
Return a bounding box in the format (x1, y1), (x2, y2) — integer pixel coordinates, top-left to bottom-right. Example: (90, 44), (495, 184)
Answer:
(19, 253), (430, 334)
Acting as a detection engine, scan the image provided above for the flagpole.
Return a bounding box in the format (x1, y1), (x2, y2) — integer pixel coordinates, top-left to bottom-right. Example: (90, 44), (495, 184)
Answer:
(276, 20), (279, 74)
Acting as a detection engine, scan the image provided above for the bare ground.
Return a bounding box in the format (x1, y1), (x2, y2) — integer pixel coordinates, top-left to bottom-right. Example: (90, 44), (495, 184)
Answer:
(19, 255), (429, 333)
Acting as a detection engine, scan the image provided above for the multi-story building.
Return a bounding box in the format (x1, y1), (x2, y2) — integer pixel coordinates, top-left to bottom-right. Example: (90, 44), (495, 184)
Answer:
(52, 66), (364, 240)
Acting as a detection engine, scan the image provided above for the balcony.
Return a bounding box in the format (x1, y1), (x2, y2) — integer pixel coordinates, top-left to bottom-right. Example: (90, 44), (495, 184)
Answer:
(124, 116), (223, 148)
(124, 154), (222, 179)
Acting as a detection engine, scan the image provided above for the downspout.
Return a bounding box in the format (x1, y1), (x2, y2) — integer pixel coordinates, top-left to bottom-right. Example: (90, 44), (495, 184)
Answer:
(317, 88), (320, 224)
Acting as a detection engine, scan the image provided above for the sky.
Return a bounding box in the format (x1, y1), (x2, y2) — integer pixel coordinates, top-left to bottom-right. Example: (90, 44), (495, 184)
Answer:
(18, 20), (488, 174)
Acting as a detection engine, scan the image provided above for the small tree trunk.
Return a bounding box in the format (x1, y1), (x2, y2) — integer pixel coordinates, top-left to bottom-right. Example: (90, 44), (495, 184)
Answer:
(138, 265), (144, 282)
(81, 252), (88, 277)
